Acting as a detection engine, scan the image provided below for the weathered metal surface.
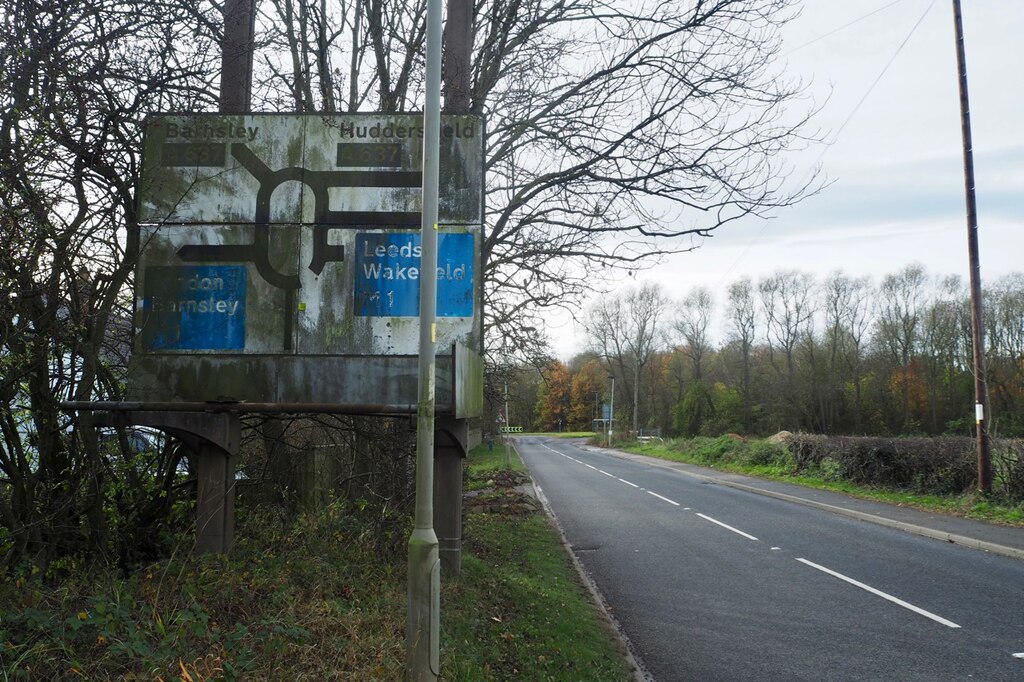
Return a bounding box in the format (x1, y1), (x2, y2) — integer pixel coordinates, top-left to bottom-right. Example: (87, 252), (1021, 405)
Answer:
(139, 114), (483, 226)
(130, 113), (484, 414)
(134, 223), (477, 355)
(125, 354), (457, 411)
(454, 343), (483, 419)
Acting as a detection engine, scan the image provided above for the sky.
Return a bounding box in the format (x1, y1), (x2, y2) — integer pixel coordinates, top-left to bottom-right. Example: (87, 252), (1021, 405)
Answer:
(545, 0), (1023, 359)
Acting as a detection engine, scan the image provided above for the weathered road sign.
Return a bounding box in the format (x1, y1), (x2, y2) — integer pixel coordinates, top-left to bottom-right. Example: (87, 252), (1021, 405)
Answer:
(129, 113), (485, 411)
(140, 114), (482, 225)
(134, 113), (483, 357)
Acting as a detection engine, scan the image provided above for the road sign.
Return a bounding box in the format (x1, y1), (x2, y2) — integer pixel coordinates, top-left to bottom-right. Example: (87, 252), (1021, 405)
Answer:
(134, 113), (484, 358)
(353, 232), (473, 317)
(139, 114), (483, 225)
(141, 265), (247, 350)
(499, 426), (523, 433)
(128, 113), (486, 409)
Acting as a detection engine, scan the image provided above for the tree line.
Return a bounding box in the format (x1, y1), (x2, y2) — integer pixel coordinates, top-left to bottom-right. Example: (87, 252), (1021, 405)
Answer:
(515, 264), (1024, 439)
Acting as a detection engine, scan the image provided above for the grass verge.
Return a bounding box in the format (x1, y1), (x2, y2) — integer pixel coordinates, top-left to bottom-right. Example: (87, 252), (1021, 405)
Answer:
(619, 436), (1024, 527)
(445, 441), (633, 681)
(0, 443), (632, 680)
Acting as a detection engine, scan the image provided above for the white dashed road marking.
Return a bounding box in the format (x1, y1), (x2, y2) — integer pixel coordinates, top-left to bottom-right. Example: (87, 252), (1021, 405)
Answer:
(796, 558), (961, 629)
(646, 491), (681, 506)
(696, 513), (759, 541)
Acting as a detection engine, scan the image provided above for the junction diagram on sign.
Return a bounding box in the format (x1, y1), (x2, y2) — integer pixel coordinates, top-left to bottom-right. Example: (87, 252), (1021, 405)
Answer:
(136, 114), (483, 356)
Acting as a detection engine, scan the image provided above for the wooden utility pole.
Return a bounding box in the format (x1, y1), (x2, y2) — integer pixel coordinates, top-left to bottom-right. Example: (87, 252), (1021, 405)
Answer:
(951, 0), (992, 494)
(442, 0), (473, 113)
(220, 0), (256, 114)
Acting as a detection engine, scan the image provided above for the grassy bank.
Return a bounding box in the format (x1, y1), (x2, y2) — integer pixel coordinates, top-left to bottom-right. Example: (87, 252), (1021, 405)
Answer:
(0, 444), (631, 680)
(618, 435), (1024, 527)
(446, 443), (632, 680)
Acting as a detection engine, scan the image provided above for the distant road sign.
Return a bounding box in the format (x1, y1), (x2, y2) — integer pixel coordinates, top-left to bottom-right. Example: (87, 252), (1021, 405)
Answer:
(499, 426), (523, 433)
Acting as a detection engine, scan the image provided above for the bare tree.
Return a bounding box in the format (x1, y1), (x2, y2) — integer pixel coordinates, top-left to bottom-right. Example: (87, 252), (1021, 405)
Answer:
(477, 0), (818, 347)
(0, 0), (219, 568)
(758, 270), (815, 429)
(584, 282), (667, 433)
(877, 264), (928, 431)
(819, 272), (874, 433)
(921, 275), (966, 432)
(248, 0), (818, 354)
(727, 277), (757, 433)
(672, 286), (715, 384)
(984, 273), (1024, 434)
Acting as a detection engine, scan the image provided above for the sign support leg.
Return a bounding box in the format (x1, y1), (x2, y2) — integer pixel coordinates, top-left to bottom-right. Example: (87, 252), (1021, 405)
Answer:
(196, 443), (237, 554)
(433, 417), (466, 575)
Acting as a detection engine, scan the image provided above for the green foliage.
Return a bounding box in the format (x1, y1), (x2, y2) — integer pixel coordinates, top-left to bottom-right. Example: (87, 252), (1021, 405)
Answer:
(708, 384), (746, 435)
(0, 445), (633, 680)
(642, 435), (792, 472)
(673, 381), (716, 437)
(745, 440), (792, 468)
(0, 500), (410, 680)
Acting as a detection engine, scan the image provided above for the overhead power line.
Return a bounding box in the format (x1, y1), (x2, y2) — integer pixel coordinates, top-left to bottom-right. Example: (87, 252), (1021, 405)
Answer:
(714, 0), (938, 291)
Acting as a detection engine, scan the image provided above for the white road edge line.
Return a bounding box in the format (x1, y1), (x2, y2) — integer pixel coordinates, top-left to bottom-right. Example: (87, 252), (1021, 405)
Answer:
(796, 558), (961, 629)
(543, 443), (577, 461)
(618, 478), (639, 488)
(696, 513), (759, 541)
(646, 491), (680, 506)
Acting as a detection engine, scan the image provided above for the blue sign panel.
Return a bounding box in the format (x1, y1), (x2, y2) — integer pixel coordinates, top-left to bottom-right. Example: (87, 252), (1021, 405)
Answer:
(141, 265), (247, 350)
(354, 232), (474, 317)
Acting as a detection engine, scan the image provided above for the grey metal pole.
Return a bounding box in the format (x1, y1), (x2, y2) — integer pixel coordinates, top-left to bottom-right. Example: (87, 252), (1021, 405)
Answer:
(608, 376), (615, 447)
(504, 379), (511, 469)
(406, 0), (443, 676)
(951, 0), (992, 494)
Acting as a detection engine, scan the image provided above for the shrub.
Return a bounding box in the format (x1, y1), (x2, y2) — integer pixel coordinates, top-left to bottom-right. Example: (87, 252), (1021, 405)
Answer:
(779, 435), (980, 496)
(993, 440), (1024, 503)
(744, 440), (791, 468)
(686, 436), (740, 464)
(782, 433), (828, 472)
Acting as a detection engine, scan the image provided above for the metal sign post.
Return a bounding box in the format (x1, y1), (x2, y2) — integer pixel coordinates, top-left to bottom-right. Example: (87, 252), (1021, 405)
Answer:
(406, 0), (442, 676)
(608, 376), (615, 447)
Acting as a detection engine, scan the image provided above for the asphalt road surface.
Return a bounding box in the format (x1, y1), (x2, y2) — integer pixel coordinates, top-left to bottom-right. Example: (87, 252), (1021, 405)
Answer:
(515, 436), (1024, 682)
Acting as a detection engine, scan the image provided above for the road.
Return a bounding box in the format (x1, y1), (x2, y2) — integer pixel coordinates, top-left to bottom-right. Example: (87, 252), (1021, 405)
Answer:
(514, 436), (1024, 682)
